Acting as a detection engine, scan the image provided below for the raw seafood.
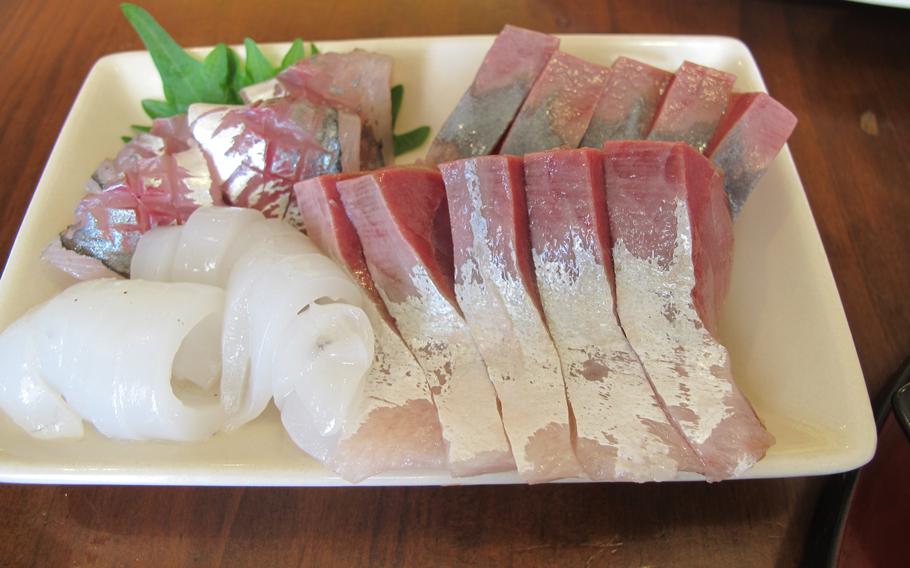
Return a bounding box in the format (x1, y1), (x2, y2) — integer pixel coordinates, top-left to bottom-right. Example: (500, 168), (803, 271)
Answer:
(424, 25), (559, 164)
(188, 97), (361, 226)
(270, 50), (394, 170)
(337, 168), (514, 476)
(61, 134), (221, 276)
(0, 279), (225, 441)
(705, 92), (798, 215)
(41, 239), (122, 281)
(646, 61), (736, 153)
(500, 51), (609, 156)
(440, 156), (581, 482)
(524, 148), (701, 481)
(603, 140), (773, 480)
(580, 57), (672, 147)
(296, 174), (446, 481)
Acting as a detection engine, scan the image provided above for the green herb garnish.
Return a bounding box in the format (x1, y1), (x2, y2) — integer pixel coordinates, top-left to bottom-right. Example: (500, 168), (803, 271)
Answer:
(121, 3), (430, 156)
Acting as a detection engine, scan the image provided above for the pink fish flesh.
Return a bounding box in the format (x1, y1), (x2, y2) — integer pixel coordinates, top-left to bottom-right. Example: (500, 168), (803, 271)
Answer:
(524, 148), (702, 481)
(499, 51), (609, 156)
(440, 155), (582, 482)
(61, 137), (221, 276)
(603, 140), (773, 480)
(276, 50), (393, 170)
(188, 98), (361, 227)
(705, 92), (798, 216)
(424, 25), (559, 165)
(295, 174), (447, 481)
(337, 168), (514, 477)
(646, 61), (736, 153)
(580, 57), (672, 147)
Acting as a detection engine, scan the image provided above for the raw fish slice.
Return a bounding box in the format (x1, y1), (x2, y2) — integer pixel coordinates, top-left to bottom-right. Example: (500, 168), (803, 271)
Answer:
(0, 316), (84, 439)
(0, 279), (226, 441)
(499, 52), (609, 156)
(440, 156), (582, 482)
(580, 57), (672, 147)
(337, 168), (514, 477)
(150, 114), (194, 153)
(276, 50), (393, 169)
(646, 61), (736, 153)
(705, 92), (798, 216)
(524, 148), (700, 481)
(603, 141), (774, 480)
(62, 144), (221, 275)
(188, 98), (360, 224)
(41, 239), (122, 281)
(424, 25), (560, 165)
(296, 174), (446, 481)
(220, 250), (367, 430)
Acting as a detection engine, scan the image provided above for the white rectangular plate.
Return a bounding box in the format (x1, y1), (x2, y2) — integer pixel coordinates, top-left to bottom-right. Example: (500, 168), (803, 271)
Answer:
(0, 34), (876, 486)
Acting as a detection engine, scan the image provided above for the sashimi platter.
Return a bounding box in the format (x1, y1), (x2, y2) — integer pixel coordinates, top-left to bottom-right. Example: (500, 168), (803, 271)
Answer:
(0, 6), (875, 486)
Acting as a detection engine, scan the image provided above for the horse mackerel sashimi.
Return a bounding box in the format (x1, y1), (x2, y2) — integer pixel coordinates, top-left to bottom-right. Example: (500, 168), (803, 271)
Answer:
(705, 92), (798, 216)
(337, 168), (515, 477)
(295, 174), (447, 482)
(579, 57), (672, 147)
(440, 156), (582, 483)
(523, 148), (702, 481)
(424, 25), (559, 165)
(646, 61), (736, 153)
(603, 140), (774, 480)
(500, 51), (609, 156)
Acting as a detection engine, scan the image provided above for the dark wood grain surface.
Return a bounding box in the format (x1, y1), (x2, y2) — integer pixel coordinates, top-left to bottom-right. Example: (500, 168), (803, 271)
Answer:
(0, 1), (908, 566)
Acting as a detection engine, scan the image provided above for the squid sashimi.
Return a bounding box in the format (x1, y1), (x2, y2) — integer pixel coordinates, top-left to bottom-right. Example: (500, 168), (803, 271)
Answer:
(296, 174), (446, 482)
(0, 279), (226, 441)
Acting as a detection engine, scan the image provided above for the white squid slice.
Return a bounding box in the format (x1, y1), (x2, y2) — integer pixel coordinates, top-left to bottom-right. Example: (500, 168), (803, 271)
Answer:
(130, 225), (182, 281)
(170, 206), (264, 285)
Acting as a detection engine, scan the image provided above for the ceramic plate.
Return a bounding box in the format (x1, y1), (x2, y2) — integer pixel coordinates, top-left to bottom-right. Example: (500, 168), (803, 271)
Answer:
(0, 34), (876, 485)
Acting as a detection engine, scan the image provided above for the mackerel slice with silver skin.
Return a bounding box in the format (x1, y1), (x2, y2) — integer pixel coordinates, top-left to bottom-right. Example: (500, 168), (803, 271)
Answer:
(337, 168), (515, 477)
(499, 51), (609, 156)
(440, 156), (583, 483)
(295, 174), (446, 482)
(579, 57), (672, 147)
(424, 25), (559, 165)
(188, 98), (361, 228)
(61, 128), (221, 276)
(705, 92), (798, 216)
(270, 50), (393, 170)
(603, 141), (774, 481)
(524, 148), (702, 481)
(646, 61), (736, 153)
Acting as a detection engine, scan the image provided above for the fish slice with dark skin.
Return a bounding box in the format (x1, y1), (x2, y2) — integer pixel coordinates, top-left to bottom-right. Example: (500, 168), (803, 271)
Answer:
(499, 51), (610, 156)
(424, 25), (559, 165)
(705, 92), (798, 216)
(524, 148), (703, 481)
(579, 57), (672, 147)
(646, 61), (736, 153)
(294, 174), (447, 482)
(603, 140), (774, 480)
(337, 168), (515, 477)
(440, 155), (584, 483)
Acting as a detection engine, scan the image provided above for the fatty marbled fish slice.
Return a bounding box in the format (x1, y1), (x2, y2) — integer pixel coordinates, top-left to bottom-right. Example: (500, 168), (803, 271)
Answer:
(337, 168), (515, 477)
(440, 156), (582, 483)
(276, 50), (393, 170)
(295, 174), (447, 482)
(188, 98), (361, 225)
(424, 25), (559, 165)
(646, 61), (736, 153)
(524, 148), (702, 481)
(61, 141), (221, 276)
(705, 92), (798, 216)
(580, 57), (672, 147)
(603, 141), (774, 480)
(500, 52), (610, 156)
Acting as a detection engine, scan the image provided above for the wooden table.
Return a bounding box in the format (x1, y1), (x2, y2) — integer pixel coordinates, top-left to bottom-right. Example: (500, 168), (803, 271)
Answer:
(0, 1), (907, 565)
